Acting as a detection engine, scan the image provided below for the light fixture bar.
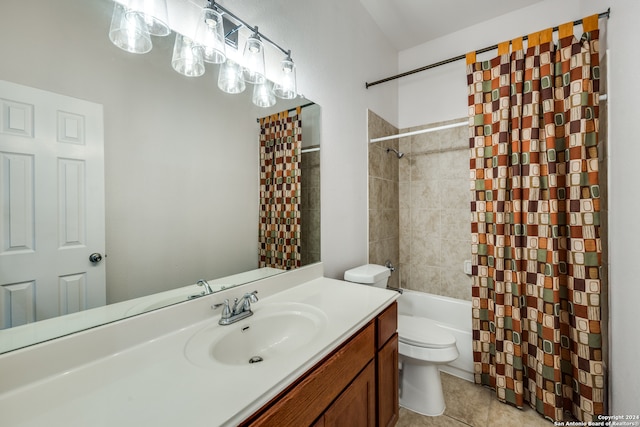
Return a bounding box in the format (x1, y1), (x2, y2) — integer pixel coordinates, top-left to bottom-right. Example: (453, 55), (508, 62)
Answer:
(211, 2), (289, 56)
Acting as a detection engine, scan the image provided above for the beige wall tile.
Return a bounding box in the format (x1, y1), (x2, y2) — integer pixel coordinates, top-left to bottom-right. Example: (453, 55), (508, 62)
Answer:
(439, 178), (470, 208)
(369, 113), (473, 299)
(408, 264), (441, 293)
(443, 208), (472, 243)
(441, 268), (472, 300)
(400, 118), (471, 298)
(411, 180), (442, 209)
(411, 208), (441, 237)
(439, 149), (469, 180)
(410, 153), (441, 182)
(300, 150), (320, 267)
(368, 110), (400, 275)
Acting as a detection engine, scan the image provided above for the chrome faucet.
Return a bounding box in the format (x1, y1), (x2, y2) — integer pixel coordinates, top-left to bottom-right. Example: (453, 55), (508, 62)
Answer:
(189, 279), (214, 299)
(216, 290), (259, 325)
(196, 279), (213, 294)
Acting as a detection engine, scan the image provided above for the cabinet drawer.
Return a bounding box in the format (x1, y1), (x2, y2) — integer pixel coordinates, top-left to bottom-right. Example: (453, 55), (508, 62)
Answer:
(376, 302), (397, 349)
(244, 321), (375, 426)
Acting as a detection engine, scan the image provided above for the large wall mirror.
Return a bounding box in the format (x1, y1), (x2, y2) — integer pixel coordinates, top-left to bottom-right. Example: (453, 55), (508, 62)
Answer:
(0, 0), (320, 353)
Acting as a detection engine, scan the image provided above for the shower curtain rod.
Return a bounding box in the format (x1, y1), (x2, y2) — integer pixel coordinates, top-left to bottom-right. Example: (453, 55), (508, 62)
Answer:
(370, 94), (608, 143)
(365, 9), (611, 89)
(370, 121), (467, 143)
(256, 102), (316, 123)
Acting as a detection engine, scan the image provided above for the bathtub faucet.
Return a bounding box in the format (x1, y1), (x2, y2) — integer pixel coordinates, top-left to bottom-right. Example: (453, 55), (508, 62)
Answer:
(385, 260), (396, 272)
(384, 261), (403, 293)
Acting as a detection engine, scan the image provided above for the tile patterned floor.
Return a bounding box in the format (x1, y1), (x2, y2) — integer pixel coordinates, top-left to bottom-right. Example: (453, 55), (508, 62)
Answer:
(397, 372), (552, 427)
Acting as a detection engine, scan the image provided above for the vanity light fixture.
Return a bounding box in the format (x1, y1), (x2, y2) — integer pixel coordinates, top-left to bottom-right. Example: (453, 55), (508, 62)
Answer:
(193, 2), (226, 64)
(109, 2), (153, 54)
(107, 0), (299, 107)
(126, 0), (171, 37)
(273, 50), (297, 100)
(218, 59), (246, 94)
(242, 27), (266, 84)
(171, 34), (205, 77)
(252, 80), (276, 108)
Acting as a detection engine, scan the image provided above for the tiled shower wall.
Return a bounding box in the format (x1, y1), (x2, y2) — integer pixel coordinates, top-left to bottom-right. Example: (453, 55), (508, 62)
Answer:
(398, 118), (472, 301)
(367, 112), (471, 296)
(367, 110), (400, 288)
(300, 104), (322, 266)
(300, 149), (320, 265)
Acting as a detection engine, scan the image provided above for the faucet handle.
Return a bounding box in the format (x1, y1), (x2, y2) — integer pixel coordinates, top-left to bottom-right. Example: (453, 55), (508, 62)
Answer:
(245, 290), (258, 303)
(234, 291), (258, 315)
(220, 299), (231, 319)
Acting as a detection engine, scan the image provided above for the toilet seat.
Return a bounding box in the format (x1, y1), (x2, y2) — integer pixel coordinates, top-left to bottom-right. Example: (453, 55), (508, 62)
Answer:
(398, 314), (459, 365)
(398, 315), (456, 349)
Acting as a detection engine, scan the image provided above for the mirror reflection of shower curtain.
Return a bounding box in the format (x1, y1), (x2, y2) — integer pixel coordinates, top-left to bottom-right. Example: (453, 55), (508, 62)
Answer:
(258, 111), (302, 269)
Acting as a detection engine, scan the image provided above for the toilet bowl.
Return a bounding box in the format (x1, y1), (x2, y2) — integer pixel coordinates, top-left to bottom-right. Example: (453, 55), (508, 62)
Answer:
(397, 315), (458, 416)
(344, 264), (459, 416)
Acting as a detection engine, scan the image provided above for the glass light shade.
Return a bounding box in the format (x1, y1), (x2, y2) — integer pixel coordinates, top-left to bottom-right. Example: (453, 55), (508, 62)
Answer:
(252, 81), (276, 108)
(194, 8), (226, 64)
(171, 34), (205, 77)
(218, 60), (246, 94)
(273, 58), (297, 99)
(126, 0), (171, 36)
(242, 36), (266, 84)
(109, 3), (152, 54)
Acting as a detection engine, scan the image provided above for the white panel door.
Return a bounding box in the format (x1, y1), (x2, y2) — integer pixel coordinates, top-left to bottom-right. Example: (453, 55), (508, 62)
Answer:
(0, 80), (105, 329)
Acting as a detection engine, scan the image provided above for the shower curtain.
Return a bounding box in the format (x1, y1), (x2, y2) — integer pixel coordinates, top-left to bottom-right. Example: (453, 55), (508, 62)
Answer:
(258, 111), (302, 269)
(467, 15), (604, 422)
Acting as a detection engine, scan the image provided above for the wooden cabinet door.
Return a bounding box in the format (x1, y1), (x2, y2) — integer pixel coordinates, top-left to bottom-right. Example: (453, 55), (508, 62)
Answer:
(323, 360), (376, 427)
(377, 333), (399, 427)
(244, 323), (375, 427)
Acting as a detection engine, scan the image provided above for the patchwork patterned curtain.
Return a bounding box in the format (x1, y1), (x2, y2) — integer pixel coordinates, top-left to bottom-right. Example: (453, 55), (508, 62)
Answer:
(258, 111), (302, 269)
(467, 15), (604, 422)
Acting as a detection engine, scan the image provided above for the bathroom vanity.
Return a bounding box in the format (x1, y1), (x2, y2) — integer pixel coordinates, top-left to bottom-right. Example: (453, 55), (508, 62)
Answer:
(0, 263), (399, 426)
(242, 301), (398, 427)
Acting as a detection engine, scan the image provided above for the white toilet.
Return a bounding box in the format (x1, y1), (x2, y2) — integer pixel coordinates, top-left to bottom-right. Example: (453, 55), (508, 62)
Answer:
(344, 264), (459, 416)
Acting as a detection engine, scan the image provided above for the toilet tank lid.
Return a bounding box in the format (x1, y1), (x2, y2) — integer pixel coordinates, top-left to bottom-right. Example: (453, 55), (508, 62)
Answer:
(344, 264), (391, 283)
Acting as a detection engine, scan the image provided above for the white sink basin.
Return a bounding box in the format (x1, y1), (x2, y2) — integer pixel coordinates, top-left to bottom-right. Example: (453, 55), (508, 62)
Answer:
(184, 302), (327, 367)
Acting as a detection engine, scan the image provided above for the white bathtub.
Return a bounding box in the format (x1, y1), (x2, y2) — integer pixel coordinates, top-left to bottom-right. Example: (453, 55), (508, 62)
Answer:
(397, 290), (473, 382)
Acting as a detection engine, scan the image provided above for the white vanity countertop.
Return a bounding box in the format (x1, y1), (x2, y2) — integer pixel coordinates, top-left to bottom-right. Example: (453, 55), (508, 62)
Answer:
(0, 273), (398, 427)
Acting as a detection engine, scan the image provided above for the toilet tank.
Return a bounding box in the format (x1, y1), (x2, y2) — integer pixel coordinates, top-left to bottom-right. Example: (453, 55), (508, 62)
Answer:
(344, 264), (391, 288)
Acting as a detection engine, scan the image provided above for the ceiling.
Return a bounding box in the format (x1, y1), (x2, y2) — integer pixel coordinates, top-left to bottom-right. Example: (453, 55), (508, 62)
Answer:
(360, 0), (545, 51)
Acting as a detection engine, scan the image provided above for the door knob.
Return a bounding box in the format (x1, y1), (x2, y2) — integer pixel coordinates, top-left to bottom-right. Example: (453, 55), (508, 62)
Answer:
(89, 253), (103, 263)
